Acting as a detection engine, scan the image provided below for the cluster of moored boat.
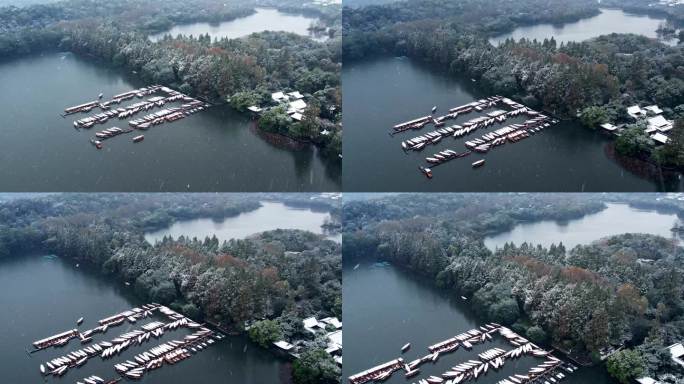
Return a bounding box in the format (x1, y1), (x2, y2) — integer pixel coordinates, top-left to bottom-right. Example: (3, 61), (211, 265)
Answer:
(349, 323), (574, 384)
(349, 358), (406, 384)
(65, 85), (210, 149)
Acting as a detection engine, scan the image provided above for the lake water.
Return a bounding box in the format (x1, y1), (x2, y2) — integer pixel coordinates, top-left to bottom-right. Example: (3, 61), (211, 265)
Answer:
(342, 262), (617, 384)
(0, 53), (340, 192)
(490, 8), (679, 46)
(0, 255), (290, 383)
(149, 8), (328, 42)
(342, 57), (683, 192)
(484, 202), (682, 250)
(145, 201), (340, 243)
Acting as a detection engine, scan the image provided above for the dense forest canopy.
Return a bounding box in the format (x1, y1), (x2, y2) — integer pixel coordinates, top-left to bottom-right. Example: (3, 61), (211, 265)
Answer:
(343, 193), (684, 383)
(0, 193), (341, 383)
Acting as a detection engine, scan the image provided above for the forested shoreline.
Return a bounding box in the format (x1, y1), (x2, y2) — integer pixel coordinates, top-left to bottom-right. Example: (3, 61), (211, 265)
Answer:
(0, 193), (341, 383)
(0, 0), (342, 162)
(343, 0), (684, 170)
(343, 194), (684, 384)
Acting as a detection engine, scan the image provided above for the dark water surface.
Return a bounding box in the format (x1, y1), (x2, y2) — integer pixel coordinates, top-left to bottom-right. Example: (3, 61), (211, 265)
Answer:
(149, 8), (328, 42)
(342, 262), (617, 384)
(0, 255), (289, 383)
(145, 201), (341, 243)
(0, 53), (340, 192)
(342, 57), (683, 191)
(490, 8), (679, 46)
(484, 202), (683, 250)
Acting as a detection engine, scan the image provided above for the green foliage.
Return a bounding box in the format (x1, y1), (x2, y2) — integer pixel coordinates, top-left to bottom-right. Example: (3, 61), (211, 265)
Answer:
(580, 106), (609, 129)
(292, 348), (340, 384)
(615, 124), (653, 157)
(526, 325), (548, 344)
(606, 349), (646, 384)
(248, 319), (284, 348)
